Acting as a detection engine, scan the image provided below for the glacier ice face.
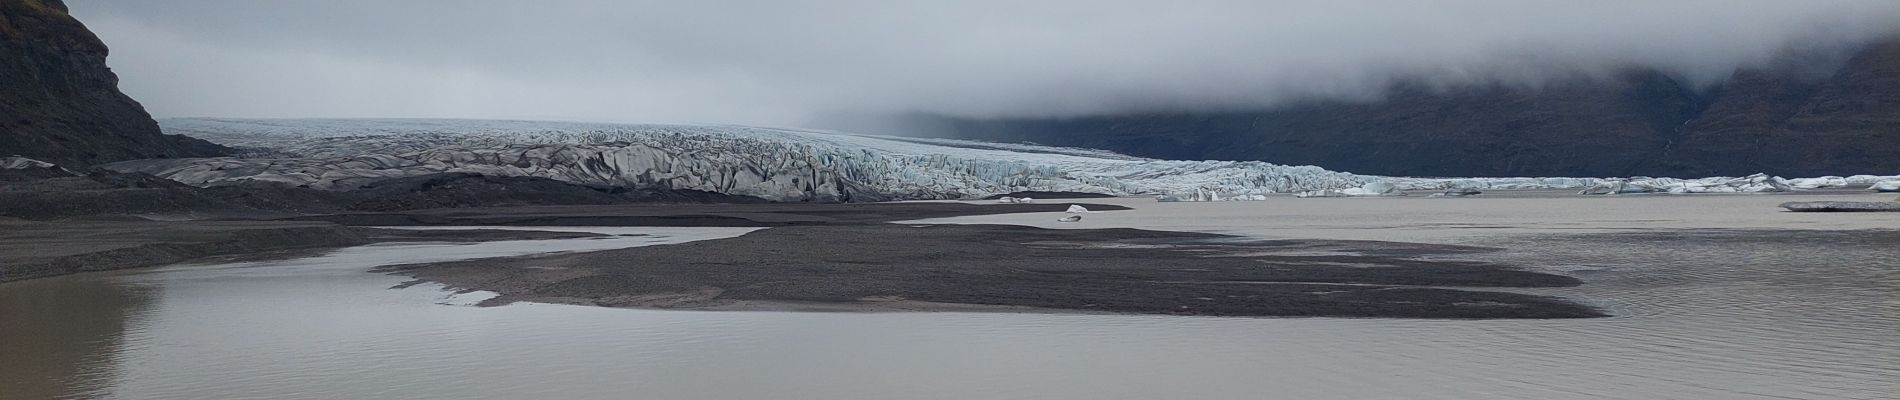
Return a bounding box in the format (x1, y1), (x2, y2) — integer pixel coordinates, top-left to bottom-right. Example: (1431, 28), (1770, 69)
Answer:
(104, 118), (1900, 202)
(1293, 181), (1408, 198)
(1787, 176), (1849, 189)
(111, 118), (1376, 201)
(1573, 174), (1798, 195)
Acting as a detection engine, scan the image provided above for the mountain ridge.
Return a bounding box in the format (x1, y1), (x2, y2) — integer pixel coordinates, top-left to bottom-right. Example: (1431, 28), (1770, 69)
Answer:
(0, 0), (227, 167)
(851, 37), (1900, 178)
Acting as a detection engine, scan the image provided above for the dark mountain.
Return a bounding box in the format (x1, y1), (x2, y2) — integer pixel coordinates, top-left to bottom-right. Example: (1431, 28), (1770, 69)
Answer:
(857, 38), (1900, 178)
(0, 0), (226, 167)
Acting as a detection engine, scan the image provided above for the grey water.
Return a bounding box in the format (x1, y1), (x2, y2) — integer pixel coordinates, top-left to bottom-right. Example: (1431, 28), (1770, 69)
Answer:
(2, 199), (1896, 400)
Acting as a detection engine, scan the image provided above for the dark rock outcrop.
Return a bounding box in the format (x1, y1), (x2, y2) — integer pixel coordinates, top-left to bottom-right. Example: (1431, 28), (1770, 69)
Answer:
(0, 169), (321, 219)
(0, 0), (227, 166)
(861, 37), (1900, 178)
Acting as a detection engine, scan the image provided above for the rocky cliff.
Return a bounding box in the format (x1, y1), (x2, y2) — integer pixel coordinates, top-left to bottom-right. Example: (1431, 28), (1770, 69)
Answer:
(867, 38), (1900, 178)
(0, 0), (225, 166)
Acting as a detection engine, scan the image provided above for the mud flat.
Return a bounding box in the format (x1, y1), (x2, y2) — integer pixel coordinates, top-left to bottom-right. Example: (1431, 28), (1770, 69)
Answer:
(275, 202), (1128, 227)
(0, 219), (610, 282)
(380, 223), (1601, 319)
(1779, 200), (1900, 212)
(0, 202), (1127, 282)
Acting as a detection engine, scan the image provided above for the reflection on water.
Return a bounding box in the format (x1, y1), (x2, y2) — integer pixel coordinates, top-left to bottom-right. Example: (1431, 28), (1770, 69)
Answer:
(0, 274), (156, 400)
(0, 217), (1895, 399)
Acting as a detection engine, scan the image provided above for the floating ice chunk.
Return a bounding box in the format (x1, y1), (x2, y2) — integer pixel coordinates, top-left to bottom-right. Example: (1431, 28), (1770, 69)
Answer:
(1871, 181), (1900, 192)
(1057, 215), (1082, 222)
(1065, 204), (1091, 213)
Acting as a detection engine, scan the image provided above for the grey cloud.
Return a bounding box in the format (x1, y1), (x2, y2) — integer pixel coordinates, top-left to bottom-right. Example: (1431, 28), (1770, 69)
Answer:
(67, 0), (1900, 126)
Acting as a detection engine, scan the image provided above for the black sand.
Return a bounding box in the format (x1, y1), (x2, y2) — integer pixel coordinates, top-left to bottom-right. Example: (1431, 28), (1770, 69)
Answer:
(381, 224), (1603, 319)
(274, 202), (1130, 227)
(0, 202), (1122, 281)
(0, 219), (609, 282)
(5, 200), (1605, 319)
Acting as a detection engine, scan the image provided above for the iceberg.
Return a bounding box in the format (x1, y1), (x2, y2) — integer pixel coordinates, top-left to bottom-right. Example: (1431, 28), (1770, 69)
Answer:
(1057, 215), (1082, 222)
(1871, 181), (1900, 192)
(1065, 204), (1092, 213)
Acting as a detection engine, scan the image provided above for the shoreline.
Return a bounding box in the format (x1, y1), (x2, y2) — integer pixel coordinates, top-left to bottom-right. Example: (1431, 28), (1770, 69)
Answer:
(378, 223), (1604, 319)
(0, 221), (614, 283)
(0, 202), (1127, 282)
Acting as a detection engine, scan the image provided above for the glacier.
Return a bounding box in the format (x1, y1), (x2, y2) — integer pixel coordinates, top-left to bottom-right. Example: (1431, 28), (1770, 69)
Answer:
(108, 118), (1376, 201)
(101, 118), (1900, 202)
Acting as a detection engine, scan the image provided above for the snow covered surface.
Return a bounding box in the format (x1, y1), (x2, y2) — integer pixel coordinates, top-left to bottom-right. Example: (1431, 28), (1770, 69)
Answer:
(1, 156), (56, 170)
(112, 118), (1371, 201)
(104, 118), (1900, 202)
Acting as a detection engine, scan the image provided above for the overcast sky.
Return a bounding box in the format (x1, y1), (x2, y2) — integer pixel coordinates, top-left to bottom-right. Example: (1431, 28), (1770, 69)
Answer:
(67, 0), (1900, 126)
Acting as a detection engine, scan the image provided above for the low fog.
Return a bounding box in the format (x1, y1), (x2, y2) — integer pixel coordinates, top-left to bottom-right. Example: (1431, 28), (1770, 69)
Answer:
(69, 0), (1900, 126)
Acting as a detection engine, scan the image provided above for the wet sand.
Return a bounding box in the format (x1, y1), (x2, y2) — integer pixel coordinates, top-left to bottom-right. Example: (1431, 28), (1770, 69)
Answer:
(380, 224), (1601, 319)
(906, 190), (1900, 244)
(6, 193), (1891, 399)
(0, 202), (1127, 282)
(274, 202), (1131, 227)
(0, 219), (610, 282)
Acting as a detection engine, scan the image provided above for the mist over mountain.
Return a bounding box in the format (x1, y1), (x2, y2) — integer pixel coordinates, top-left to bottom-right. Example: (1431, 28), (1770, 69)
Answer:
(23, 0), (1900, 178)
(828, 37), (1900, 178)
(65, 1), (1900, 125)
